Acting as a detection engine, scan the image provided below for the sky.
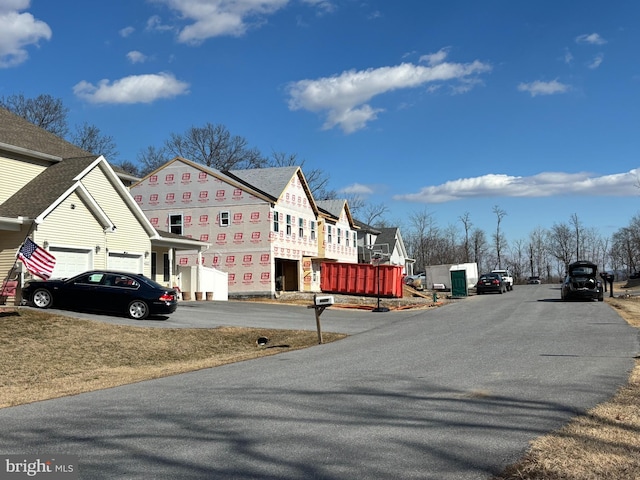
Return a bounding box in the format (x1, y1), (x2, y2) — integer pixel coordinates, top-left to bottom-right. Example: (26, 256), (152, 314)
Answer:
(2, 0), (640, 245)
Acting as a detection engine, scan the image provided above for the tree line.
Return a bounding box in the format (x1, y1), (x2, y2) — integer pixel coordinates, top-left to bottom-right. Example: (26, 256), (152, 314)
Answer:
(3, 93), (638, 279)
(401, 208), (640, 283)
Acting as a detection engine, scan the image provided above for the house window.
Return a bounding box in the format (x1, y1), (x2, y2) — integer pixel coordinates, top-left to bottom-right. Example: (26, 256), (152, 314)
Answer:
(353, 232), (357, 247)
(151, 252), (157, 277)
(337, 228), (342, 244)
(310, 221), (316, 240)
(274, 211), (280, 232)
(346, 231), (350, 247)
(169, 214), (183, 235)
(219, 211), (230, 227)
(299, 218), (304, 237)
(163, 253), (170, 282)
(327, 225), (332, 244)
(286, 214), (292, 236)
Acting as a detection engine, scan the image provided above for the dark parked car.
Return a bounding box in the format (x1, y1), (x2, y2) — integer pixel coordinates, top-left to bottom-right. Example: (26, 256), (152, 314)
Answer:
(561, 261), (604, 302)
(22, 270), (179, 319)
(476, 273), (507, 294)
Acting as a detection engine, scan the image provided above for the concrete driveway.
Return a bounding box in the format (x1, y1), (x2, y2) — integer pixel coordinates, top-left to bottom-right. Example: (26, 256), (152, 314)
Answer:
(25, 296), (423, 334)
(1, 285), (638, 479)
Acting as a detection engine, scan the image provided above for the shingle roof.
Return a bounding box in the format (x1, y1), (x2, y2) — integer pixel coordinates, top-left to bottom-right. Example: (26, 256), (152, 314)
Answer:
(375, 227), (400, 252)
(0, 107), (91, 159)
(227, 166), (300, 200)
(0, 156), (98, 218)
(353, 219), (382, 235)
(316, 199), (346, 218)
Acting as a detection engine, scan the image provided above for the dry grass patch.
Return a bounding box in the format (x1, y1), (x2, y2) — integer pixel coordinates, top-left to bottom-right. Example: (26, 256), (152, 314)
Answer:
(494, 292), (640, 480)
(0, 309), (345, 408)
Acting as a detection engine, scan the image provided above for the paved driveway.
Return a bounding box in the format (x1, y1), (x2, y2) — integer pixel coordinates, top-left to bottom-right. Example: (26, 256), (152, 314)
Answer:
(25, 296), (420, 334)
(2, 285), (638, 479)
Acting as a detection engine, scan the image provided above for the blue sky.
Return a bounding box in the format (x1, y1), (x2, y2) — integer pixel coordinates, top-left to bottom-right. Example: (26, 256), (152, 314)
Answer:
(2, 0), (640, 243)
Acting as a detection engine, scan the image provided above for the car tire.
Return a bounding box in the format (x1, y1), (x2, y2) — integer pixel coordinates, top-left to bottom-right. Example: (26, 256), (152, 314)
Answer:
(128, 300), (149, 320)
(32, 288), (53, 308)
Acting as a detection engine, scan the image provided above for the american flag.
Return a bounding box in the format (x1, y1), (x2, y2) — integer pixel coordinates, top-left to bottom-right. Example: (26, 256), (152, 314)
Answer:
(18, 238), (57, 279)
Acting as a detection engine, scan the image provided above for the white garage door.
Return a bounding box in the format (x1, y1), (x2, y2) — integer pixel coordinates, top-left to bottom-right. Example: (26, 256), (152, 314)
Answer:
(108, 252), (143, 274)
(49, 247), (92, 279)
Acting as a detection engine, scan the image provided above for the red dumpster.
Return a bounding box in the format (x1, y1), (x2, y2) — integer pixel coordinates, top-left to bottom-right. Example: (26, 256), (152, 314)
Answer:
(320, 262), (404, 298)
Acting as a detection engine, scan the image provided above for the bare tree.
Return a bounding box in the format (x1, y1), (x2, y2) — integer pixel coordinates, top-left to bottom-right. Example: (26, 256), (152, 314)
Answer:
(471, 228), (489, 271)
(137, 146), (172, 176)
(114, 160), (141, 177)
(527, 227), (547, 279)
(492, 205), (507, 268)
(360, 202), (389, 227)
(0, 93), (69, 137)
(569, 213), (582, 260)
(407, 208), (436, 271)
(164, 122), (266, 171)
(459, 212), (473, 263)
(548, 222), (574, 271)
(509, 238), (527, 284)
(69, 122), (118, 160)
(268, 151), (335, 200)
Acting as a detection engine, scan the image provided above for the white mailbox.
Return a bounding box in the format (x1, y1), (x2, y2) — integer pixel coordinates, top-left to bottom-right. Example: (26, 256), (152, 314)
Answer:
(314, 295), (335, 306)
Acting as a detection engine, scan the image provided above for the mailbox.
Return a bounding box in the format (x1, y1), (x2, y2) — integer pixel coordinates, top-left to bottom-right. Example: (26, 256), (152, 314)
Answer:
(314, 295), (334, 306)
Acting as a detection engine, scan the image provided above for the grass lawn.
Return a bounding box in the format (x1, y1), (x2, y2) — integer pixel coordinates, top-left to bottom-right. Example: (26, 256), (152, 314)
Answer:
(0, 309), (345, 408)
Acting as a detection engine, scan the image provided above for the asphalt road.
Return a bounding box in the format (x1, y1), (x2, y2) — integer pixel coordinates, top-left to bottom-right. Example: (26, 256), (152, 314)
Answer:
(2, 284), (638, 479)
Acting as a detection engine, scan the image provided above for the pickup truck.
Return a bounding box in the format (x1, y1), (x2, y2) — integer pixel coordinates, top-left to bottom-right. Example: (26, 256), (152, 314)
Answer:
(492, 269), (513, 291)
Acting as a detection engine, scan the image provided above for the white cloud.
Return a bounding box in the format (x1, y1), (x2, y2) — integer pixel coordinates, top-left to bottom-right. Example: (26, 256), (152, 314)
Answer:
(127, 50), (147, 64)
(517, 79), (570, 97)
(151, 0), (290, 44)
(73, 73), (190, 104)
(575, 33), (607, 45)
(119, 26), (135, 37)
(563, 48), (574, 65)
(587, 53), (604, 69)
(340, 183), (374, 195)
(393, 169), (640, 204)
(300, 0), (335, 14)
(0, 0), (51, 68)
(287, 56), (492, 133)
(146, 14), (174, 32)
(419, 47), (450, 66)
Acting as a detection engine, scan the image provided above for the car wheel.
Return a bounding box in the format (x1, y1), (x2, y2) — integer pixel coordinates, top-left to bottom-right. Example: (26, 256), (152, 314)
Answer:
(128, 300), (149, 320)
(32, 288), (52, 308)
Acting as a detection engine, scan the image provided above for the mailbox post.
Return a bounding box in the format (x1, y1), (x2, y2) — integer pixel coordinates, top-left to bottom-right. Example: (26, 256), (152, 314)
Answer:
(308, 294), (334, 344)
(606, 273), (614, 297)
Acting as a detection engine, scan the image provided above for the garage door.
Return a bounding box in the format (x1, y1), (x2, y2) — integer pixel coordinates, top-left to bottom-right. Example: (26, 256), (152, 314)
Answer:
(49, 247), (92, 279)
(108, 252), (143, 274)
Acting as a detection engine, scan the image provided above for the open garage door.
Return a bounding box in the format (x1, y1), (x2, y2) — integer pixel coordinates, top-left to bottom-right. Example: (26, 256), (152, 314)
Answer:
(49, 247), (92, 279)
(108, 252), (143, 274)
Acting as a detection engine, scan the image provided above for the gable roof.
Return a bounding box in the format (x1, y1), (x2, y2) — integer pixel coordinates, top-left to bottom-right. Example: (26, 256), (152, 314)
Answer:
(375, 227), (409, 259)
(316, 199), (357, 228)
(133, 157), (274, 204)
(0, 107), (91, 160)
(227, 166), (299, 199)
(227, 166), (319, 214)
(353, 219), (382, 235)
(0, 156), (99, 219)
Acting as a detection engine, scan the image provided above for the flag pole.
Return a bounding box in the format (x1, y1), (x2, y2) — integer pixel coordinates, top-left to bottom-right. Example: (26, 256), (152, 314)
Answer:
(1, 221), (36, 305)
